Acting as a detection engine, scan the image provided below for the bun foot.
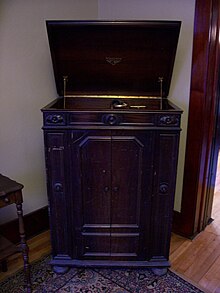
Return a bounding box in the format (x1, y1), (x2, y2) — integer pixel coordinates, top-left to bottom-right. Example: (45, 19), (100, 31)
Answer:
(151, 267), (168, 276)
(53, 265), (69, 274)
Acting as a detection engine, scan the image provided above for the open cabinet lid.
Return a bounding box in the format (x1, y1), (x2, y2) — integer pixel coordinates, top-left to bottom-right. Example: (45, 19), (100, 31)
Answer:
(46, 20), (181, 98)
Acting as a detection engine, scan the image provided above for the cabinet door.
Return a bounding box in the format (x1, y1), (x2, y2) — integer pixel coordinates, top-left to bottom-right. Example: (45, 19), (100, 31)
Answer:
(71, 130), (154, 261)
(111, 130), (154, 260)
(70, 130), (112, 259)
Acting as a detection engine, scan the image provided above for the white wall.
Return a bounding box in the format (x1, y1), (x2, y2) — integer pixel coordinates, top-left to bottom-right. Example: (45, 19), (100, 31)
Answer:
(0, 0), (98, 224)
(0, 0), (195, 224)
(98, 0), (196, 211)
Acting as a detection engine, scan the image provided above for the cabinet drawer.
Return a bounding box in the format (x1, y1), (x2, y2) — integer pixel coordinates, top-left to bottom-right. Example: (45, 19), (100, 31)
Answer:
(158, 114), (180, 127)
(69, 112), (156, 126)
(44, 113), (66, 126)
(0, 195), (13, 207)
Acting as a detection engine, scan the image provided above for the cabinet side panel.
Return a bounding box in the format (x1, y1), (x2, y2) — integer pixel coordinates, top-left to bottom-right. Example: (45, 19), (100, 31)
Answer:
(150, 132), (180, 261)
(44, 132), (71, 259)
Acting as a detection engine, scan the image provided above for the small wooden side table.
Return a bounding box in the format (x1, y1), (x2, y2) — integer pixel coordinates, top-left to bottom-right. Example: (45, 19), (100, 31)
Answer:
(0, 174), (31, 292)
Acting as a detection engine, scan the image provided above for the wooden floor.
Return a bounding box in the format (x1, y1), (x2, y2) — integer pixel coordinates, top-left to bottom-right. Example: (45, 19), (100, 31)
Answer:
(170, 158), (220, 293)
(1, 169), (220, 292)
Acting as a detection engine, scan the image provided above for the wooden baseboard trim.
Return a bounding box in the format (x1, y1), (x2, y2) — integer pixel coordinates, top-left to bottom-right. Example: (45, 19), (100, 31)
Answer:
(172, 210), (197, 239)
(0, 206), (49, 244)
(0, 207), (195, 244)
(172, 210), (182, 232)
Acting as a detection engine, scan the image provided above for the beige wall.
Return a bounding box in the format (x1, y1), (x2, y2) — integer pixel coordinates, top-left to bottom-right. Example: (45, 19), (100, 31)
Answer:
(0, 0), (195, 224)
(0, 0), (98, 224)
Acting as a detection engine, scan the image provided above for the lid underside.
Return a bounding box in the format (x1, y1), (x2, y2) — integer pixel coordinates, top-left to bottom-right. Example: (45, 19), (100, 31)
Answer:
(46, 20), (181, 97)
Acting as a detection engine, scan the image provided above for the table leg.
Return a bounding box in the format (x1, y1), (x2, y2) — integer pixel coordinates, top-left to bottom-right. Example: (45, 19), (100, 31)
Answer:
(16, 203), (32, 293)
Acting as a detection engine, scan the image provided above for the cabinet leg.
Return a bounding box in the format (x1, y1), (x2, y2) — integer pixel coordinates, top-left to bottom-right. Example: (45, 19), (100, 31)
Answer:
(52, 265), (69, 274)
(16, 203), (32, 293)
(151, 267), (168, 276)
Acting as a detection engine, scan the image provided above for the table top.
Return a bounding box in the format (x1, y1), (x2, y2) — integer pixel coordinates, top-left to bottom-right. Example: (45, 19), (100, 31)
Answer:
(0, 174), (23, 197)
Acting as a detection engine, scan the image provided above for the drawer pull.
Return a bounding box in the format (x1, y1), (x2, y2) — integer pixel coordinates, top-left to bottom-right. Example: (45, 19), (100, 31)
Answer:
(54, 183), (63, 192)
(102, 114), (121, 126)
(46, 114), (64, 124)
(159, 115), (179, 126)
(159, 183), (169, 195)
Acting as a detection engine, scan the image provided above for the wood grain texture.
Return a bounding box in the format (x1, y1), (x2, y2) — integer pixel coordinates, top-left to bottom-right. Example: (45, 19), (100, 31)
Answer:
(171, 159), (220, 292)
(1, 164), (220, 291)
(177, 0), (220, 238)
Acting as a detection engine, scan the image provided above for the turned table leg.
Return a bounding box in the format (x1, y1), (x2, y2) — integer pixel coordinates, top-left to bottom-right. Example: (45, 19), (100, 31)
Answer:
(16, 202), (32, 293)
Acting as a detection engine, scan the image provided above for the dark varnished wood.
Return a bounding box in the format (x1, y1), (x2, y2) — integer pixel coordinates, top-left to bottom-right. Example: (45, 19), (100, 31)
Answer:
(46, 21), (180, 97)
(150, 133), (180, 260)
(0, 175), (31, 292)
(44, 132), (72, 259)
(72, 130), (154, 260)
(42, 106), (181, 270)
(42, 20), (182, 272)
(173, 0), (220, 238)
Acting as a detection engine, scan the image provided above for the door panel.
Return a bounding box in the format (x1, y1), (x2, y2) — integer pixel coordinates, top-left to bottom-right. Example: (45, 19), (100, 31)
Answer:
(82, 234), (111, 258)
(71, 130), (154, 260)
(80, 135), (111, 225)
(71, 130), (111, 258)
(111, 136), (143, 225)
(111, 131), (154, 259)
(111, 234), (139, 259)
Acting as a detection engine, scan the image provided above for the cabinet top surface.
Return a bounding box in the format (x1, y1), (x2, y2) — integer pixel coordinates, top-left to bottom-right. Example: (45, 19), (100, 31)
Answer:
(42, 96), (182, 113)
(46, 20), (181, 98)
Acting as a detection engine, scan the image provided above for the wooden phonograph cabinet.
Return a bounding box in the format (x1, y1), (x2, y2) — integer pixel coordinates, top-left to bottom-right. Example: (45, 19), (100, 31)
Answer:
(42, 20), (182, 275)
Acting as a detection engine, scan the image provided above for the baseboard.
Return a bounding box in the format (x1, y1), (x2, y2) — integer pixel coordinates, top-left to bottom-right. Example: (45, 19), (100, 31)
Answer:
(0, 207), (194, 244)
(172, 210), (197, 239)
(172, 210), (182, 233)
(0, 206), (49, 244)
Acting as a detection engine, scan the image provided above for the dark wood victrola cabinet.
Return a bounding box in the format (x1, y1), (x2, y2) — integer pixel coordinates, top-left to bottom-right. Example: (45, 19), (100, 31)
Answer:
(42, 20), (182, 275)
